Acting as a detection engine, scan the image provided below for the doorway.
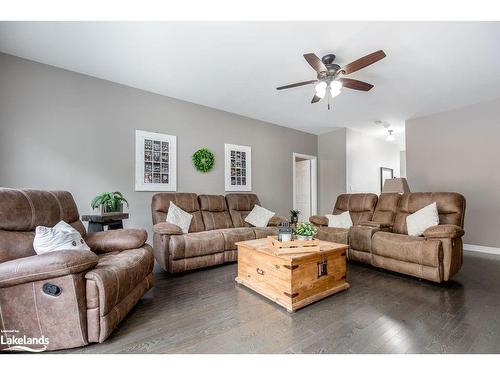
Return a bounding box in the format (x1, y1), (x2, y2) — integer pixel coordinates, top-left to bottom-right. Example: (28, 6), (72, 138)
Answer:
(292, 153), (317, 222)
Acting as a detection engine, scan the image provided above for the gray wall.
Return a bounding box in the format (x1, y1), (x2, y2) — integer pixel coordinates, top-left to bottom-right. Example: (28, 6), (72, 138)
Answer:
(0, 53), (317, 238)
(318, 128), (346, 214)
(406, 97), (500, 247)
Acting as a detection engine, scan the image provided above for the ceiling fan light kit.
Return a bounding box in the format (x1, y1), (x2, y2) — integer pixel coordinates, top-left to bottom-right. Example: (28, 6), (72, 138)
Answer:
(277, 50), (386, 110)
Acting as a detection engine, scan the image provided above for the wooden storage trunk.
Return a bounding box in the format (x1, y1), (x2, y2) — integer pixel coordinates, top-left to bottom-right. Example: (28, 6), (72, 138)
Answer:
(235, 238), (349, 312)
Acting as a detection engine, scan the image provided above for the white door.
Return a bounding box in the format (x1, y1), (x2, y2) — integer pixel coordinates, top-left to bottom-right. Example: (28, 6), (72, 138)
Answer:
(295, 160), (311, 222)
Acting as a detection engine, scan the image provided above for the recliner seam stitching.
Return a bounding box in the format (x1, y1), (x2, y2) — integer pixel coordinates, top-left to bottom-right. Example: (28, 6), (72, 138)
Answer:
(32, 282), (44, 341)
(17, 189), (36, 230)
(1, 260), (98, 284)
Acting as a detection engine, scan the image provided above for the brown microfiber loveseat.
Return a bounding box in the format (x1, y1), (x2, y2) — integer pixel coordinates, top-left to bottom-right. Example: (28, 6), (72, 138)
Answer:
(310, 192), (466, 283)
(152, 193), (286, 273)
(0, 188), (154, 351)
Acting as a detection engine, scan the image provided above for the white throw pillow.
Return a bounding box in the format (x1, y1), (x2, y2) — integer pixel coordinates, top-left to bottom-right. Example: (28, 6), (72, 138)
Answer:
(167, 202), (193, 234)
(406, 202), (439, 236)
(33, 220), (90, 255)
(325, 211), (353, 229)
(244, 205), (275, 227)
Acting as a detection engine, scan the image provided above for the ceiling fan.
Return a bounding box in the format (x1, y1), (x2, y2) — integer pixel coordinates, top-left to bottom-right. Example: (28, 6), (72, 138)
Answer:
(276, 50), (386, 109)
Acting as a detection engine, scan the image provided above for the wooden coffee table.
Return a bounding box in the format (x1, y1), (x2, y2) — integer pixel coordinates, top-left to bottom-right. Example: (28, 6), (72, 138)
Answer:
(235, 238), (349, 312)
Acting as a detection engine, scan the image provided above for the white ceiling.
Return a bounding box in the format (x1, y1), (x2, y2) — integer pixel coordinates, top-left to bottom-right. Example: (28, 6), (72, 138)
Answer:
(1, 21), (500, 148)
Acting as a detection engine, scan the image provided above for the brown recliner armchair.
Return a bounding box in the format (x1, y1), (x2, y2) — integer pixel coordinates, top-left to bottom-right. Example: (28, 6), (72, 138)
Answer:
(0, 188), (154, 351)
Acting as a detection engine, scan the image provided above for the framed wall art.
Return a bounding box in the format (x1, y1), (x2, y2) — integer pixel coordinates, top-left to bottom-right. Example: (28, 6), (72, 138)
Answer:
(135, 130), (177, 191)
(224, 143), (251, 191)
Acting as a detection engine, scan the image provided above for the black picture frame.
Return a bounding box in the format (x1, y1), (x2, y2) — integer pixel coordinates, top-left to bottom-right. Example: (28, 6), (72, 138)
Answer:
(380, 167), (394, 191)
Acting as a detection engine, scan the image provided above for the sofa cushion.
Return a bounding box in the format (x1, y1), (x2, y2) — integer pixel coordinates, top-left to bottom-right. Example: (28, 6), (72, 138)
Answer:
(325, 211), (352, 228)
(315, 227), (349, 244)
(167, 202), (193, 234)
(169, 231), (225, 260)
(151, 193), (205, 233)
(371, 193), (401, 224)
(371, 231), (442, 267)
(85, 246), (154, 317)
(199, 195), (227, 212)
(226, 193), (260, 227)
(218, 227), (255, 250)
(199, 195), (233, 231)
(349, 225), (379, 253)
(406, 202), (439, 236)
(34, 220), (90, 254)
(333, 193), (378, 225)
(201, 211), (234, 230)
(245, 205), (275, 227)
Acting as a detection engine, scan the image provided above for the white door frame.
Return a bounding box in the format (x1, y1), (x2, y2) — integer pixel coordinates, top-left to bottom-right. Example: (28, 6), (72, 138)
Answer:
(292, 152), (318, 218)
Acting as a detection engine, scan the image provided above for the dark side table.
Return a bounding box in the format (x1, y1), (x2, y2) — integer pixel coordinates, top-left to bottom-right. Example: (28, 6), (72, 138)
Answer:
(81, 212), (129, 233)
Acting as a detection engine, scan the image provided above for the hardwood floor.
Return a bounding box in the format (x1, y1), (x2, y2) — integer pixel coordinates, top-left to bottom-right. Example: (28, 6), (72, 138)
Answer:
(65, 250), (500, 354)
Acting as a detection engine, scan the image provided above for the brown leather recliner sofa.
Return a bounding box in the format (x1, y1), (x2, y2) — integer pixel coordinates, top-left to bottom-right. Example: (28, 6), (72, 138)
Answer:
(311, 192), (466, 283)
(0, 188), (154, 351)
(152, 193), (286, 273)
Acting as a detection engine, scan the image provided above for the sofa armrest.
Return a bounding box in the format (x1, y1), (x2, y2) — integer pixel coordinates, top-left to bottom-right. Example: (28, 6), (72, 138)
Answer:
(423, 224), (465, 239)
(358, 221), (393, 230)
(153, 222), (183, 236)
(85, 229), (147, 253)
(309, 215), (328, 226)
(268, 215), (288, 227)
(0, 250), (98, 288)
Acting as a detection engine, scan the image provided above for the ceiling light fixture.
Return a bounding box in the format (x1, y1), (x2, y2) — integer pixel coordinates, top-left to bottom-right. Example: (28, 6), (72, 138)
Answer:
(386, 129), (395, 142)
(329, 80), (342, 98)
(315, 81), (327, 99)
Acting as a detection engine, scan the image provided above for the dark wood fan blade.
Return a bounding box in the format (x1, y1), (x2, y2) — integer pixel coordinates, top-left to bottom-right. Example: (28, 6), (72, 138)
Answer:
(276, 79), (317, 90)
(303, 53), (327, 73)
(311, 94), (321, 103)
(341, 50), (386, 75)
(339, 78), (374, 91)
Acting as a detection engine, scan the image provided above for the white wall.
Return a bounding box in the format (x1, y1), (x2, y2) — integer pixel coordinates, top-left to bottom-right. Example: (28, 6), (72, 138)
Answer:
(346, 129), (401, 194)
(400, 151), (407, 178)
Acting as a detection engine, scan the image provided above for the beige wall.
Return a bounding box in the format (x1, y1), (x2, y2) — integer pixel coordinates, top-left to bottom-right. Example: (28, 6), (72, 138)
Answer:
(0, 53), (317, 238)
(406, 97), (500, 247)
(317, 128), (346, 214)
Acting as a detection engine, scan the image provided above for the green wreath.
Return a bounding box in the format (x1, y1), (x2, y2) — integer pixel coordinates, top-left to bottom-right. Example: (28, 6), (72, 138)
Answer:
(192, 148), (215, 172)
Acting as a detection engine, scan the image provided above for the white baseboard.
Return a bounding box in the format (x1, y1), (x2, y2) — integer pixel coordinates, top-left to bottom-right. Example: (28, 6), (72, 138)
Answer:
(463, 244), (500, 256)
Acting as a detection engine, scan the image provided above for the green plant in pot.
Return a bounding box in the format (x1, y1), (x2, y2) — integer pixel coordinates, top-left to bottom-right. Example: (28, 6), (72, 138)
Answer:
(290, 209), (300, 224)
(91, 192), (129, 214)
(294, 222), (318, 241)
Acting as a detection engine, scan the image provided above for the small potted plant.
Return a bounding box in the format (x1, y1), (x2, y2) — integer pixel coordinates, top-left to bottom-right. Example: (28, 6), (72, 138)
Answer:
(290, 209), (300, 224)
(91, 192), (129, 214)
(294, 222), (317, 241)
